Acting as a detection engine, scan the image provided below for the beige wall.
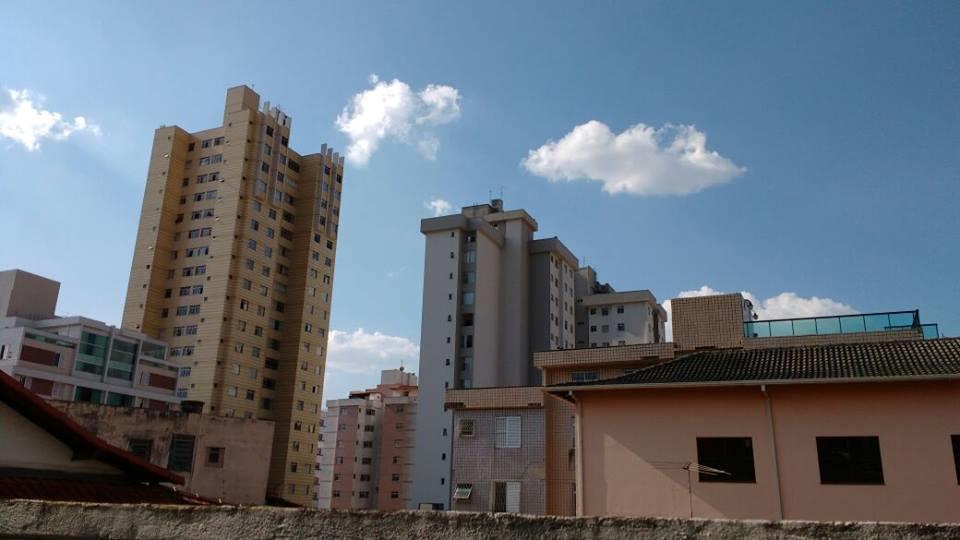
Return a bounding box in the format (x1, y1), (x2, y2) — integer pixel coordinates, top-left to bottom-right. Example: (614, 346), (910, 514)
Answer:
(51, 401), (274, 504)
(0, 269), (59, 320)
(0, 402), (118, 475)
(670, 293), (744, 351)
(120, 86), (343, 505)
(576, 381), (960, 523)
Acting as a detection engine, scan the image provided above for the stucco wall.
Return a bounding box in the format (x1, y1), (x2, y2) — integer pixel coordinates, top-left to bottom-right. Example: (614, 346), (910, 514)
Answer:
(578, 381), (960, 523)
(48, 401), (274, 505)
(1, 500), (958, 540)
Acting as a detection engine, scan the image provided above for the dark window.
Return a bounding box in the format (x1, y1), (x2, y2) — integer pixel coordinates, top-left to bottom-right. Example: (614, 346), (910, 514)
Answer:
(952, 435), (960, 484)
(696, 437), (756, 483)
(816, 436), (884, 485)
(129, 439), (152, 461)
(167, 434), (196, 472)
(206, 447), (225, 467)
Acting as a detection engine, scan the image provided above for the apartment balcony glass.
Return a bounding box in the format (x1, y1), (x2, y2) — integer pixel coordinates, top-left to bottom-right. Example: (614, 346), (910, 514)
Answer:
(745, 310), (940, 340)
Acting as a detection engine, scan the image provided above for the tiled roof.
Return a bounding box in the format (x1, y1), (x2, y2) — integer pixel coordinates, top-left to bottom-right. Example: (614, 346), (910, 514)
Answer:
(556, 338), (960, 388)
(0, 370), (182, 485)
(0, 469), (205, 504)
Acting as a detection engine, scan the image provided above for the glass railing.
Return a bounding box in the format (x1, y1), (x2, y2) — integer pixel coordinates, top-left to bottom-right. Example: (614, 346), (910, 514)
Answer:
(744, 310), (939, 340)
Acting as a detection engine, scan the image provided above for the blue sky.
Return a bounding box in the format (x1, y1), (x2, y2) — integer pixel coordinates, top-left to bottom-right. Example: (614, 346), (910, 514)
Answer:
(1, 1), (958, 401)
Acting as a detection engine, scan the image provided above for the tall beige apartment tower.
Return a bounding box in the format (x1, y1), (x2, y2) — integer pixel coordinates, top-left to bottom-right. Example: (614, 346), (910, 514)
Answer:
(122, 86), (344, 506)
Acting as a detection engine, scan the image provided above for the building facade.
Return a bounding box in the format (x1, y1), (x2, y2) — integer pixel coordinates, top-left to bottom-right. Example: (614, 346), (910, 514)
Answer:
(0, 270), (180, 409)
(51, 400), (274, 504)
(541, 292), (946, 521)
(412, 201), (578, 509)
(445, 387), (545, 514)
(316, 369), (418, 510)
(412, 200), (667, 510)
(550, 340), (960, 523)
(121, 86), (345, 505)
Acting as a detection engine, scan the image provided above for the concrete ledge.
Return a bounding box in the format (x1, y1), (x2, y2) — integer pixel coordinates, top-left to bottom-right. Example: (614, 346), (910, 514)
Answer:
(2, 500), (960, 539)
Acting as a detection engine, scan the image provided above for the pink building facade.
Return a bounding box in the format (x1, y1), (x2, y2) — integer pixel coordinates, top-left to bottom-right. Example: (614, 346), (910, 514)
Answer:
(315, 369), (417, 510)
(551, 339), (960, 523)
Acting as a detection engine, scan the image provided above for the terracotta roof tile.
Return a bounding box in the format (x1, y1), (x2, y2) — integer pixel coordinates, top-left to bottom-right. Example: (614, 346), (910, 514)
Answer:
(559, 338), (960, 387)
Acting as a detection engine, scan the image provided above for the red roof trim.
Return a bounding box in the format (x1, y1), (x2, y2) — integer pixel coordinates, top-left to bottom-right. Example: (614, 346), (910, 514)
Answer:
(0, 370), (183, 485)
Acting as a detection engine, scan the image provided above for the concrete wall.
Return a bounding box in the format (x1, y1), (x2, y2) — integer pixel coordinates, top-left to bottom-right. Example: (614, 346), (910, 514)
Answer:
(411, 228), (462, 509)
(577, 381), (960, 523)
(2, 500), (959, 540)
(49, 401), (274, 505)
(0, 269), (59, 320)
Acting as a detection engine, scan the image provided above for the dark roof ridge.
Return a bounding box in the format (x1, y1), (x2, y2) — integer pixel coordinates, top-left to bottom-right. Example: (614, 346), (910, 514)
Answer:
(551, 337), (960, 390)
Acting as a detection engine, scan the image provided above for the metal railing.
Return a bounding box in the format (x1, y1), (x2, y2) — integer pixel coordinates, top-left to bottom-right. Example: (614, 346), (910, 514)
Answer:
(744, 310), (939, 339)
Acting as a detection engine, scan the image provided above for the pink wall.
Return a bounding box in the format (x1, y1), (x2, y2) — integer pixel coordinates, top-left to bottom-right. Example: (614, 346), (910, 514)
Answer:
(578, 381), (960, 523)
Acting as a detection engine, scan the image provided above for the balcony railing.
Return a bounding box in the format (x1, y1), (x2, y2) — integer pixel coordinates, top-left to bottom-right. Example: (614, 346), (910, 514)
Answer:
(745, 310), (940, 340)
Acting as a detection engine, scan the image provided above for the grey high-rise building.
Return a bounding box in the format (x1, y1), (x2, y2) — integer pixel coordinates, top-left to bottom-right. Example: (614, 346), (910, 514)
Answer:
(409, 200), (666, 509)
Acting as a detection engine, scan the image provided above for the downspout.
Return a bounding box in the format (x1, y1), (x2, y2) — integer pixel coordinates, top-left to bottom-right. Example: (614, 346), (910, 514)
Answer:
(573, 392), (585, 516)
(761, 384), (784, 520)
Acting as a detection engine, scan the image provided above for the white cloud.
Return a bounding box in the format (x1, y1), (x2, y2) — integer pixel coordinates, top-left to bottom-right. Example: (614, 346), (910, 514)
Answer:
(743, 291), (857, 321)
(336, 75), (461, 165)
(522, 121), (745, 196)
(424, 198), (453, 217)
(663, 286), (856, 340)
(0, 89), (100, 151)
(326, 328), (419, 375)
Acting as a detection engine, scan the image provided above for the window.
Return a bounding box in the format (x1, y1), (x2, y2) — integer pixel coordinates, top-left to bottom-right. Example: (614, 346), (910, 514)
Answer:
(493, 481), (520, 513)
(128, 439), (152, 461)
(462, 292), (475, 305)
(617, 323), (625, 331)
(952, 435), (960, 484)
(206, 447), (225, 467)
(464, 250), (476, 263)
(167, 435), (196, 472)
(617, 305), (625, 314)
(495, 416), (521, 448)
(696, 437), (756, 483)
(457, 419), (475, 437)
(570, 371), (598, 383)
(453, 484), (473, 501)
(816, 436), (884, 485)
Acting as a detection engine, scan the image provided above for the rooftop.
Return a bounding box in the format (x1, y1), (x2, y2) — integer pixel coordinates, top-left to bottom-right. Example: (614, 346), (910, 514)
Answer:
(550, 338), (960, 390)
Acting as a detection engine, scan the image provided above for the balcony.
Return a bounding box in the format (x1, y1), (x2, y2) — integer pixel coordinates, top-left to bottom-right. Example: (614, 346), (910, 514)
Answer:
(744, 310), (940, 340)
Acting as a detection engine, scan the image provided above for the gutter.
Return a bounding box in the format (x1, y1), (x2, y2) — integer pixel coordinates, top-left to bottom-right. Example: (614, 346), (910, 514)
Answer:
(761, 384), (784, 520)
(574, 393), (585, 516)
(545, 373), (960, 396)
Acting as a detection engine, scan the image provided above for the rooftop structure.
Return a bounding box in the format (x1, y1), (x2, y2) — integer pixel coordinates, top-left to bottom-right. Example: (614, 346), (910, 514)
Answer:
(0, 269), (180, 409)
